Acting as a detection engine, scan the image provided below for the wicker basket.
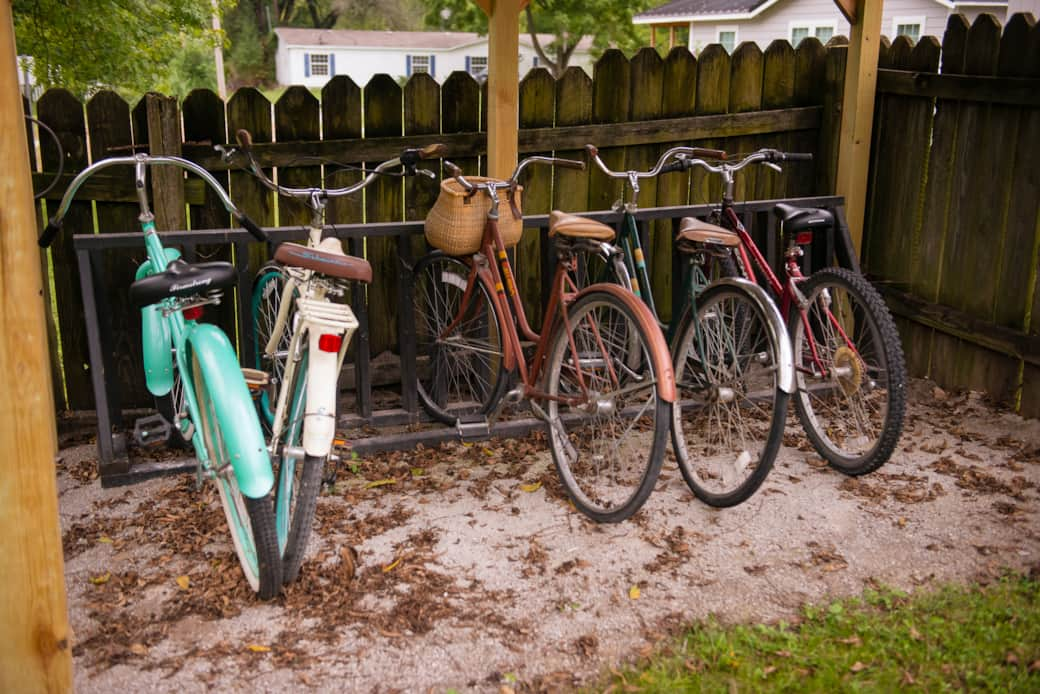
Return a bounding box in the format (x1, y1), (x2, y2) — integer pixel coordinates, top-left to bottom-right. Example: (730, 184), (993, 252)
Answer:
(424, 177), (523, 256)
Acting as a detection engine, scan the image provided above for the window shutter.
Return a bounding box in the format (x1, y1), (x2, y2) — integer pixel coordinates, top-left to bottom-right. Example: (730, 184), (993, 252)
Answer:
(430, 55), (436, 78)
(329, 54), (336, 76)
(465, 56), (471, 73)
(406, 54), (412, 76)
(304, 53), (311, 78)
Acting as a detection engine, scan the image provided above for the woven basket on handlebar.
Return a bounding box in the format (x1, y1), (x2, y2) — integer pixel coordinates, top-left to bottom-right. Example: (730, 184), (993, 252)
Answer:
(424, 177), (523, 256)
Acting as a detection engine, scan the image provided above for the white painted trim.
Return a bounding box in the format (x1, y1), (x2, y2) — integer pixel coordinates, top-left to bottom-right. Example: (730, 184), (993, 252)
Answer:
(633, 0), (782, 25)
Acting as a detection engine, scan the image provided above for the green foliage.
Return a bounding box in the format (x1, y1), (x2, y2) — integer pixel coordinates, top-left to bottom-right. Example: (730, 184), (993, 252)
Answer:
(225, 0), (273, 88)
(13, 0), (230, 97)
(596, 576), (1040, 692)
(423, 0), (655, 76)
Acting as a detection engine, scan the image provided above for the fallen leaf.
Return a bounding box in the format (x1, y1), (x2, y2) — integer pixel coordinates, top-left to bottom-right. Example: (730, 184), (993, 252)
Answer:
(410, 468), (425, 478)
(762, 665), (777, 675)
(175, 575), (190, 590)
(1005, 652), (1019, 665)
(97, 536), (113, 544)
(382, 557), (402, 573)
(774, 650), (793, 658)
(901, 670), (915, 685)
(365, 478), (396, 489)
(897, 517), (908, 528)
(1029, 660), (1040, 672)
(130, 643), (148, 656)
(246, 644), (271, 653)
(909, 626), (923, 641)
(807, 456), (829, 468)
(628, 585), (641, 600)
(839, 636), (862, 646)
(850, 661), (868, 673)
(89, 572), (111, 585)
(520, 481), (542, 493)
(483, 447), (496, 457)
(933, 386), (947, 401)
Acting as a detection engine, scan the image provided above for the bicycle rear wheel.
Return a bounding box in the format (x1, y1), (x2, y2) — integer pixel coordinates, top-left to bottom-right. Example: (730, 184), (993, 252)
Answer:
(789, 267), (906, 475)
(544, 289), (669, 523)
(671, 283), (788, 507)
(271, 347), (325, 584)
(191, 353), (281, 599)
(252, 263), (294, 428)
(412, 251), (508, 424)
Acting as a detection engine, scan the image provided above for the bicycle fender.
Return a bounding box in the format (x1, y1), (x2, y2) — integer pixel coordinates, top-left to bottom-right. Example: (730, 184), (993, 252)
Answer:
(137, 249), (181, 396)
(303, 331), (339, 457)
(577, 283), (676, 403)
(713, 277), (796, 395)
(186, 324), (274, 498)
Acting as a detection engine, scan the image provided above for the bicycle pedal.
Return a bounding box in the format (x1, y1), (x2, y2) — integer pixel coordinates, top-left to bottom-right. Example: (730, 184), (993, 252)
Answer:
(455, 416), (491, 442)
(133, 414), (171, 448)
(241, 367), (270, 391)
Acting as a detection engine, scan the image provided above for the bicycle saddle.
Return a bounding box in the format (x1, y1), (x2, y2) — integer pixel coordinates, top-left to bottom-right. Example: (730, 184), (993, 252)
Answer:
(548, 210), (615, 241)
(274, 238), (372, 283)
(772, 203), (834, 233)
(129, 258), (236, 307)
(677, 217), (740, 246)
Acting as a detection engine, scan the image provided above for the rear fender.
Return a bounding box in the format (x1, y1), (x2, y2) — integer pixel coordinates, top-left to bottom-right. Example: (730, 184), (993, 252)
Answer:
(712, 277), (795, 394)
(185, 324), (274, 498)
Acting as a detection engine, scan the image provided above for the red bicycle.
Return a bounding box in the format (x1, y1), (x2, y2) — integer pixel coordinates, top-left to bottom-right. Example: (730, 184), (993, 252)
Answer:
(667, 149), (907, 475)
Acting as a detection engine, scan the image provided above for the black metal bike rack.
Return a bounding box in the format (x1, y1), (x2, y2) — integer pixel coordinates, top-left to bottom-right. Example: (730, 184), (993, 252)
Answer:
(72, 195), (849, 486)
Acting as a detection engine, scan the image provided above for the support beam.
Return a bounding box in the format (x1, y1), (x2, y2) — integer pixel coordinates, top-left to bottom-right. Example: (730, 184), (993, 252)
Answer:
(480, 0), (528, 178)
(0, 1), (73, 691)
(834, 0), (882, 256)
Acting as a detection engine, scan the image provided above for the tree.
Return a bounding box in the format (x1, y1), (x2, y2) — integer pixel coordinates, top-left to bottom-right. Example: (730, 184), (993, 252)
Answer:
(13, 0), (230, 97)
(424, 0), (654, 78)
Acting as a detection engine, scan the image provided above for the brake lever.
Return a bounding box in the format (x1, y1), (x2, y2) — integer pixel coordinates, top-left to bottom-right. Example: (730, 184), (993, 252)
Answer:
(763, 162), (782, 173)
(417, 168), (436, 179)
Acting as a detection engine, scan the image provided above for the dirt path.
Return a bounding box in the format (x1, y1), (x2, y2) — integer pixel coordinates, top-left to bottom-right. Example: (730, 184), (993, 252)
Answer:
(59, 379), (1040, 692)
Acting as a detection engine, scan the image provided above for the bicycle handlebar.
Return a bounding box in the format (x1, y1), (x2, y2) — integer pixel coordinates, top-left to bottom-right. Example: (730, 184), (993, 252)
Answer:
(38, 153), (268, 248)
(231, 129), (445, 205)
(585, 143), (727, 183)
(444, 155), (585, 193)
(670, 148), (813, 177)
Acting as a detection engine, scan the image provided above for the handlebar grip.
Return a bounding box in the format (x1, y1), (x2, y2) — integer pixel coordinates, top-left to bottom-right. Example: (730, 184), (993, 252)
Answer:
(782, 152), (813, 161)
(555, 159), (585, 171)
(235, 129), (254, 151)
(691, 147), (727, 160)
(585, 144), (599, 158)
(237, 213), (267, 242)
(660, 160), (687, 175)
(419, 143), (447, 159)
(38, 217), (62, 248)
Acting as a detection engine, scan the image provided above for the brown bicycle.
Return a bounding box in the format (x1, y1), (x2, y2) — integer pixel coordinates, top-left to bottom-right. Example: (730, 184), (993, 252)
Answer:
(412, 156), (676, 522)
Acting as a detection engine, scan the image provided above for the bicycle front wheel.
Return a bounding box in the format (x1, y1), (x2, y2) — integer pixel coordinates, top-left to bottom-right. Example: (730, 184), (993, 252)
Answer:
(544, 289), (669, 523)
(671, 283), (789, 507)
(789, 267), (907, 475)
(252, 263), (294, 428)
(412, 251), (508, 424)
(191, 353), (282, 599)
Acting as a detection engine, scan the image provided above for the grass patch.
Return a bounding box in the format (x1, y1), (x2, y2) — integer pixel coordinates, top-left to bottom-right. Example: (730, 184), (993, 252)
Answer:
(598, 575), (1039, 692)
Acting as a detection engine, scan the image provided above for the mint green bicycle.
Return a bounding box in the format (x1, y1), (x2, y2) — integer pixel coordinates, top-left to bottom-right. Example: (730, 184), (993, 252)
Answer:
(40, 153), (283, 599)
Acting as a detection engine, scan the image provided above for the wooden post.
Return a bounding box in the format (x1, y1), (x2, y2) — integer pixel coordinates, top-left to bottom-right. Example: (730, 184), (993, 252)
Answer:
(476, 0), (528, 178)
(834, 0), (883, 255)
(0, 1), (74, 691)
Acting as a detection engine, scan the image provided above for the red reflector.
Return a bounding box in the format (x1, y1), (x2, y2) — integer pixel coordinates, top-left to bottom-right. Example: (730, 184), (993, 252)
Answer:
(795, 231), (813, 245)
(182, 306), (204, 321)
(318, 333), (343, 353)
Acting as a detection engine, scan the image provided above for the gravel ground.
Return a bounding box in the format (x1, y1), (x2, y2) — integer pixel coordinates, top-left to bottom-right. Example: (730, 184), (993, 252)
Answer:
(58, 379), (1040, 692)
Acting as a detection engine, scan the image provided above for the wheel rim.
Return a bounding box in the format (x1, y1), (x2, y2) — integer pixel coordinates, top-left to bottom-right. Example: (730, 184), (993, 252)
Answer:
(253, 270), (293, 426)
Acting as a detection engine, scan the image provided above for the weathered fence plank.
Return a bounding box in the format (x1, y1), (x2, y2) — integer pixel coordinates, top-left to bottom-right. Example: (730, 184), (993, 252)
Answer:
(274, 86), (322, 229)
(518, 68), (555, 325)
(226, 88), (274, 279)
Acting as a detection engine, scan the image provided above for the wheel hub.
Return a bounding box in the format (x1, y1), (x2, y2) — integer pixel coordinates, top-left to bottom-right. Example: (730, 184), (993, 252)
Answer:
(832, 345), (863, 396)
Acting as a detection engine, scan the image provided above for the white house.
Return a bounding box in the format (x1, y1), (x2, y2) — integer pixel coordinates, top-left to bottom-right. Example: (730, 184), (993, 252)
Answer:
(633, 0), (1040, 53)
(273, 28), (595, 87)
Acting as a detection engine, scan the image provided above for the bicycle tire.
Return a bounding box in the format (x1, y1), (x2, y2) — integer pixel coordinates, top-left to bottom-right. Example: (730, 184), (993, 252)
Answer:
(191, 351), (281, 599)
(252, 263), (294, 429)
(788, 267), (907, 475)
(670, 282), (789, 506)
(273, 347), (325, 584)
(544, 288), (669, 522)
(412, 251), (508, 425)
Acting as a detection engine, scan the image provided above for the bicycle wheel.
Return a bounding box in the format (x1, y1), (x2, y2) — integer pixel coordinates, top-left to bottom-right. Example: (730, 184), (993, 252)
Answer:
(273, 347), (325, 584)
(412, 251), (508, 424)
(252, 263), (294, 428)
(544, 289), (669, 522)
(191, 352), (282, 599)
(789, 267), (907, 475)
(671, 283), (789, 507)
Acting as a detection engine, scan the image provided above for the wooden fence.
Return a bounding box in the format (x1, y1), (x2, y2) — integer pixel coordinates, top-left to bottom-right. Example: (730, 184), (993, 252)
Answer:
(29, 41), (844, 413)
(864, 12), (1040, 417)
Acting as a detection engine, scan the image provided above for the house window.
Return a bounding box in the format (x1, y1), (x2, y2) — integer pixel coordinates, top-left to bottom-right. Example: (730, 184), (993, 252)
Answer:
(309, 53), (329, 77)
(893, 17), (924, 43)
(409, 55), (431, 75)
(716, 27), (737, 53)
(790, 21), (837, 47)
(468, 56), (488, 76)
